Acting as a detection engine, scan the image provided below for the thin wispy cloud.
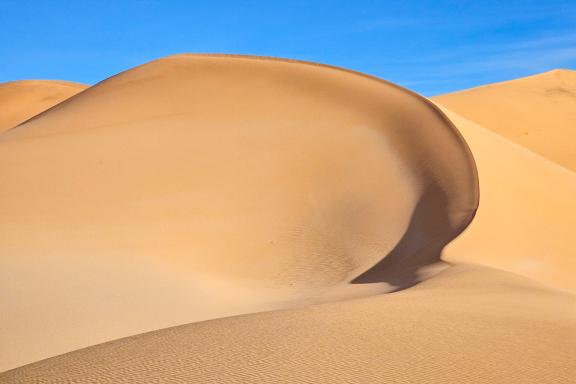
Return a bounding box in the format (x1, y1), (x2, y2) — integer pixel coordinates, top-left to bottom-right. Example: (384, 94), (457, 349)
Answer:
(387, 31), (576, 95)
(1, 0), (575, 95)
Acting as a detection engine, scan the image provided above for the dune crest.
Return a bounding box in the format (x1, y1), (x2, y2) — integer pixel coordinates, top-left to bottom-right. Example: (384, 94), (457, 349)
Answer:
(0, 80), (87, 133)
(432, 69), (576, 171)
(0, 55), (478, 370)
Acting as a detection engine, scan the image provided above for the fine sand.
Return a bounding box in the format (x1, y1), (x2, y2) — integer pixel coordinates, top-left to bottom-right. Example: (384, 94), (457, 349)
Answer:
(432, 69), (576, 171)
(1, 55), (574, 382)
(0, 54), (477, 371)
(440, 109), (576, 292)
(3, 265), (574, 383)
(0, 80), (87, 133)
(433, 72), (576, 291)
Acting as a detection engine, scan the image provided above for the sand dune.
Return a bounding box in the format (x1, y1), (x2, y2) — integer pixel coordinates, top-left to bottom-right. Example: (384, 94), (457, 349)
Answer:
(0, 55), (478, 370)
(3, 264), (574, 383)
(1, 56), (574, 382)
(0, 80), (87, 133)
(440, 109), (576, 292)
(432, 69), (576, 171)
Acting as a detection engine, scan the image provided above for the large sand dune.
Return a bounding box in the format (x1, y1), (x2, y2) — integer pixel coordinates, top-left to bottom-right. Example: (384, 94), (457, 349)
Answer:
(1, 56), (574, 382)
(432, 69), (576, 171)
(3, 265), (574, 383)
(0, 55), (478, 371)
(0, 80), (87, 133)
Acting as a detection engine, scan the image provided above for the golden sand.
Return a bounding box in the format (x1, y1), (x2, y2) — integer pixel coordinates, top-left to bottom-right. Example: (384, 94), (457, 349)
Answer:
(1, 56), (573, 382)
(0, 80), (86, 133)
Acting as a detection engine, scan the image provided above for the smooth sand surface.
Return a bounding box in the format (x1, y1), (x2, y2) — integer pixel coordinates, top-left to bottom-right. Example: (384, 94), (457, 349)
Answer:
(0, 55), (478, 371)
(3, 264), (574, 383)
(432, 69), (576, 171)
(0, 80), (87, 133)
(441, 109), (576, 292)
(1, 56), (574, 382)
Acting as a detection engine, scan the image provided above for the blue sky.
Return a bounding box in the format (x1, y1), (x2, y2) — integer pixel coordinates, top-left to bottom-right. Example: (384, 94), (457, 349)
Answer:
(1, 0), (575, 95)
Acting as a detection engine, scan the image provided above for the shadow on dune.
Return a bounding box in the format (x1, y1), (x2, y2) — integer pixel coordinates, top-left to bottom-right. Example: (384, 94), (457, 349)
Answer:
(352, 183), (469, 291)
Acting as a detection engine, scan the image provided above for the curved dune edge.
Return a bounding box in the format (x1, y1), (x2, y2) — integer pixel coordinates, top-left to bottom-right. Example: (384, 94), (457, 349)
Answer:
(440, 108), (576, 292)
(2, 264), (574, 383)
(0, 54), (478, 370)
(432, 69), (576, 172)
(0, 80), (88, 133)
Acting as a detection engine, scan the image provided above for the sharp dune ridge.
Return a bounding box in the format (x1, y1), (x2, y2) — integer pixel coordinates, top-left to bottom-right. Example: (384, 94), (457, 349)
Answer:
(0, 54), (478, 370)
(0, 55), (574, 382)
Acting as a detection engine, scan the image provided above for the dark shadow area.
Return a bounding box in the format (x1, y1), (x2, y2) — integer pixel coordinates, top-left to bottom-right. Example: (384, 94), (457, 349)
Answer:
(352, 182), (470, 291)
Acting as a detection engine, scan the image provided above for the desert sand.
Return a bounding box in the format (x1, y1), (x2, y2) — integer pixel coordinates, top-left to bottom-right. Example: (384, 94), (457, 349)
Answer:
(0, 80), (87, 133)
(440, 109), (576, 292)
(432, 69), (576, 171)
(0, 55), (478, 371)
(1, 55), (574, 382)
(432, 72), (576, 291)
(3, 265), (574, 383)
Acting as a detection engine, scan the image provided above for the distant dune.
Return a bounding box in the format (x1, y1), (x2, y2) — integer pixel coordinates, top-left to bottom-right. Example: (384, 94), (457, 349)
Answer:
(1, 56), (574, 382)
(0, 80), (87, 133)
(432, 69), (576, 171)
(440, 109), (576, 292)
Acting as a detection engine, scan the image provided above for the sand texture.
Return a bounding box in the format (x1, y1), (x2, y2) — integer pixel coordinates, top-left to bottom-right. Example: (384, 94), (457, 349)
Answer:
(440, 109), (576, 292)
(0, 80), (87, 133)
(0, 55), (478, 371)
(432, 69), (576, 171)
(3, 265), (574, 383)
(1, 55), (574, 382)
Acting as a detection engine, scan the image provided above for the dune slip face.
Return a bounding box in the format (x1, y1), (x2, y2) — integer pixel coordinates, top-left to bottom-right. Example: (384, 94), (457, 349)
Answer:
(0, 54), (479, 371)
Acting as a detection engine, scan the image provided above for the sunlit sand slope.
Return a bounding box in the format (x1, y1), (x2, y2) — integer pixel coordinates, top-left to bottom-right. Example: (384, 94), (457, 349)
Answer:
(0, 80), (87, 132)
(433, 69), (576, 171)
(441, 109), (576, 292)
(2, 265), (574, 383)
(0, 55), (478, 370)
